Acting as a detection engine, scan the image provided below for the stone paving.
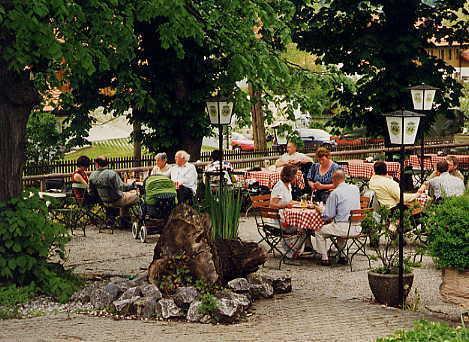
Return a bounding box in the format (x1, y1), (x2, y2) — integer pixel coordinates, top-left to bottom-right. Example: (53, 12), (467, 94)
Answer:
(0, 217), (460, 342)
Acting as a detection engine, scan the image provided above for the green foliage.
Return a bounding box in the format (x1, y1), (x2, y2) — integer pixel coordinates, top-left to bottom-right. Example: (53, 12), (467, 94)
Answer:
(0, 191), (79, 302)
(0, 284), (37, 319)
(362, 206), (414, 274)
(377, 320), (468, 342)
(204, 187), (242, 240)
(198, 292), (219, 316)
(425, 194), (469, 271)
(25, 111), (64, 165)
(154, 254), (195, 295)
(293, 1), (466, 137)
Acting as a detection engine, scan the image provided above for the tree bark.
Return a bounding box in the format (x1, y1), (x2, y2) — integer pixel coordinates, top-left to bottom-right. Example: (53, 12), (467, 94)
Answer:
(132, 121), (142, 167)
(0, 61), (39, 202)
(248, 83), (267, 150)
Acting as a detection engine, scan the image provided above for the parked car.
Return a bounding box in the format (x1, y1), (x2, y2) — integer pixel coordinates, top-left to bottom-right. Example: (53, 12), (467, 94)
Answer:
(296, 128), (337, 149)
(231, 132), (255, 151)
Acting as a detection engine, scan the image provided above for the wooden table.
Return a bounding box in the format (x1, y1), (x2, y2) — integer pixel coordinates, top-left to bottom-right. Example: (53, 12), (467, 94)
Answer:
(281, 207), (324, 231)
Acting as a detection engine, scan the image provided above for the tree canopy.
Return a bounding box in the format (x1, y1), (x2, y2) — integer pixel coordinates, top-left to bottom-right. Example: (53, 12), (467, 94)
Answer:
(293, 0), (467, 137)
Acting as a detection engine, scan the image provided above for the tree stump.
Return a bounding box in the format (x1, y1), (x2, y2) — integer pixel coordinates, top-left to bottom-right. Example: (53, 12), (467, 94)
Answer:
(148, 204), (267, 285)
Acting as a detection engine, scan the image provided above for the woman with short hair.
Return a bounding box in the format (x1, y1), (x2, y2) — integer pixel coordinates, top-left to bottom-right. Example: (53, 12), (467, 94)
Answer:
(307, 147), (341, 203)
(151, 152), (171, 177)
(72, 155), (91, 202)
(270, 164), (297, 209)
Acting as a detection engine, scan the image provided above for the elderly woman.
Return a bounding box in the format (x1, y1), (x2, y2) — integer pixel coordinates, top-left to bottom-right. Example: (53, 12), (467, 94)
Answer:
(307, 147), (341, 203)
(170, 150), (198, 205)
(151, 152), (171, 177)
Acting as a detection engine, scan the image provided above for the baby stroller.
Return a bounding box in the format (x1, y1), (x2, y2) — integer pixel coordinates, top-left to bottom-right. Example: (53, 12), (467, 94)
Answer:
(131, 175), (177, 242)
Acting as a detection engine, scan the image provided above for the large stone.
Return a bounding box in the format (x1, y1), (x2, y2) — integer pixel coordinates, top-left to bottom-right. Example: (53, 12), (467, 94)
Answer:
(140, 284), (162, 300)
(217, 290), (251, 309)
(186, 300), (204, 322)
(247, 274), (274, 299)
(227, 278), (250, 293)
(103, 283), (123, 300)
(271, 276), (292, 294)
(156, 299), (184, 319)
(120, 286), (142, 300)
(133, 272), (149, 286)
(70, 285), (94, 303)
(135, 297), (158, 318)
(113, 296), (139, 315)
(215, 298), (245, 323)
(90, 288), (116, 309)
(173, 286), (199, 308)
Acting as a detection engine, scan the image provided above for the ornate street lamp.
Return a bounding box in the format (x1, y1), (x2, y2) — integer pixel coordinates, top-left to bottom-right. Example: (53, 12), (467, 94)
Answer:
(408, 84), (438, 183)
(382, 109), (425, 308)
(206, 96), (234, 192)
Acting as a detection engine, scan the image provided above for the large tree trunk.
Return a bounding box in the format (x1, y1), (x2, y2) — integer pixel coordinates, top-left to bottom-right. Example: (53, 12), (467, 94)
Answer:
(148, 205), (267, 285)
(0, 61), (39, 202)
(248, 83), (267, 150)
(132, 121), (142, 167)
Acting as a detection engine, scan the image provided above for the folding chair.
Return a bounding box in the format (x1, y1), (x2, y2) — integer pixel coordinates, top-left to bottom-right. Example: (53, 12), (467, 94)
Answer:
(250, 194), (308, 269)
(411, 155), (433, 188)
(329, 208), (373, 271)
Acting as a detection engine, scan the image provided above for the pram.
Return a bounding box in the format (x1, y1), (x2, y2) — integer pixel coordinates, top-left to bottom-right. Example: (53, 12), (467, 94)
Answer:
(131, 175), (177, 242)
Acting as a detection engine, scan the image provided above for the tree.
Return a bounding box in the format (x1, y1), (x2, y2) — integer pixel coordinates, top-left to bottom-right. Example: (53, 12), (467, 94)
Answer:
(0, 0), (137, 201)
(292, 0), (467, 138)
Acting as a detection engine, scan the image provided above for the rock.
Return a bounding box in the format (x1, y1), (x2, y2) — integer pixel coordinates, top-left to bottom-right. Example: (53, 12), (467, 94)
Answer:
(186, 300), (204, 322)
(103, 283), (123, 300)
(120, 286), (142, 300)
(215, 298), (245, 322)
(113, 296), (139, 315)
(156, 299), (184, 319)
(133, 272), (149, 286)
(173, 286), (199, 308)
(70, 286), (94, 303)
(90, 288), (116, 309)
(227, 278), (250, 293)
(217, 290), (251, 309)
(199, 315), (212, 324)
(140, 284), (162, 300)
(134, 297), (158, 318)
(247, 274), (274, 299)
(271, 276), (292, 294)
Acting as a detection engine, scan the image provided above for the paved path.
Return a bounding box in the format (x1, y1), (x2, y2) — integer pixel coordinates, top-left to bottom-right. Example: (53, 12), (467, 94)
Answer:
(0, 217), (459, 342)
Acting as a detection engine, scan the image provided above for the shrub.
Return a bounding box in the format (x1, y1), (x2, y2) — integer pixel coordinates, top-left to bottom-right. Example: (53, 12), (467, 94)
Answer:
(204, 187), (242, 240)
(0, 284), (37, 319)
(0, 191), (80, 302)
(377, 320), (468, 341)
(425, 194), (469, 271)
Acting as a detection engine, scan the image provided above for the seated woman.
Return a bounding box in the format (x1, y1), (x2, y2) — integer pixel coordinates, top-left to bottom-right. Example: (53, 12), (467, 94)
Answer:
(71, 155), (91, 203)
(307, 147), (341, 203)
(270, 165), (297, 209)
(151, 152), (171, 177)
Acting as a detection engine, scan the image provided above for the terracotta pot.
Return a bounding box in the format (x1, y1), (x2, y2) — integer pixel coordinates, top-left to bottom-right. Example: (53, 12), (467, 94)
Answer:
(368, 271), (414, 307)
(440, 268), (469, 307)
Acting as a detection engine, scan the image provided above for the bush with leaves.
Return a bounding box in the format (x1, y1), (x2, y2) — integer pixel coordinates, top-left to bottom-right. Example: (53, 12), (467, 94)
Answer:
(425, 194), (469, 271)
(377, 320), (468, 342)
(0, 191), (79, 302)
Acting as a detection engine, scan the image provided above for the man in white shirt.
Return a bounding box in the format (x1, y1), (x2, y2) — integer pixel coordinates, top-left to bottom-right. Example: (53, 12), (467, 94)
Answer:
(417, 160), (465, 201)
(275, 141), (312, 168)
(170, 150), (198, 205)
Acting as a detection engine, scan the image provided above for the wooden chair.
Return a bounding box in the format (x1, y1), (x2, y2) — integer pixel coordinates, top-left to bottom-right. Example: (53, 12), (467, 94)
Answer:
(329, 208), (373, 271)
(250, 194), (308, 269)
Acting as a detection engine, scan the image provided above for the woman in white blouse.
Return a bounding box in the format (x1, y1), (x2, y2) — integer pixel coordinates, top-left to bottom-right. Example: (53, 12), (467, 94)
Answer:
(270, 165), (297, 209)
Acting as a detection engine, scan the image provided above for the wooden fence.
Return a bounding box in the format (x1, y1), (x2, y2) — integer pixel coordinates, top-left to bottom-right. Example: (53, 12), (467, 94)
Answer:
(23, 135), (457, 176)
(22, 142), (468, 191)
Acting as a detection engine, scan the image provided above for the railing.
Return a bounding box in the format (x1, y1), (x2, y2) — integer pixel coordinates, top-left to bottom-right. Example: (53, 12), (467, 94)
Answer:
(23, 135), (457, 176)
(22, 142), (468, 191)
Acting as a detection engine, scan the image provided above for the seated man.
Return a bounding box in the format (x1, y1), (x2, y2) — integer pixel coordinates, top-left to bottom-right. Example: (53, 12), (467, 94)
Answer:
(88, 156), (138, 226)
(275, 140), (312, 168)
(205, 149), (234, 187)
(170, 150), (198, 205)
(314, 170), (360, 266)
(427, 155), (464, 181)
(417, 160), (465, 201)
(369, 161), (416, 209)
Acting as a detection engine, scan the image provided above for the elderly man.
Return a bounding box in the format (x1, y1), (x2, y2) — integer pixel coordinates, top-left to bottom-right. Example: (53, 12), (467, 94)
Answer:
(275, 140), (312, 168)
(369, 161), (417, 208)
(314, 169), (360, 266)
(151, 152), (171, 177)
(170, 150), (198, 205)
(88, 156), (138, 227)
(417, 160), (465, 201)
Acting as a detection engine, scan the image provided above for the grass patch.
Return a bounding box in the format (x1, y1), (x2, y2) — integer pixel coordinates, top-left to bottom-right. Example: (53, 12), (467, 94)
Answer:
(377, 320), (468, 341)
(0, 284), (37, 319)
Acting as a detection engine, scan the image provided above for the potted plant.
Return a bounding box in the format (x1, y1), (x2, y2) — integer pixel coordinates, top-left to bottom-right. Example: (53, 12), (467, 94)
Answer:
(424, 193), (469, 307)
(362, 207), (414, 307)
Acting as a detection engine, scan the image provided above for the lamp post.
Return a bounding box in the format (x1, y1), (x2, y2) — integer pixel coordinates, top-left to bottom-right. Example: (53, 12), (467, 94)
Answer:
(206, 96), (234, 193)
(382, 110), (425, 308)
(408, 84), (438, 183)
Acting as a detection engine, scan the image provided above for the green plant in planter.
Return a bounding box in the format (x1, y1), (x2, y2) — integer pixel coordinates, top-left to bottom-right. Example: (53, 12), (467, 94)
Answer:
(362, 206), (414, 274)
(204, 187), (242, 240)
(424, 193), (469, 271)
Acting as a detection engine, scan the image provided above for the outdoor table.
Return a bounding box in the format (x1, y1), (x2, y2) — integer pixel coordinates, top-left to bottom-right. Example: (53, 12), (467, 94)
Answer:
(244, 169), (305, 189)
(408, 154), (469, 170)
(346, 160), (401, 180)
(281, 207), (324, 231)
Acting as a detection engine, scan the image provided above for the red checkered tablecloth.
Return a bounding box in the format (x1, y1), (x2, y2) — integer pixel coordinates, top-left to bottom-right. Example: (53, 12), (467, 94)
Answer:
(244, 170), (305, 189)
(346, 160), (401, 180)
(407, 154), (469, 170)
(281, 208), (324, 231)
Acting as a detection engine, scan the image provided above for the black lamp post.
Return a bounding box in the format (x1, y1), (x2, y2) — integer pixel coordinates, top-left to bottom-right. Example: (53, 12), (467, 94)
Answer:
(408, 84), (438, 183)
(206, 96), (234, 192)
(382, 109), (425, 308)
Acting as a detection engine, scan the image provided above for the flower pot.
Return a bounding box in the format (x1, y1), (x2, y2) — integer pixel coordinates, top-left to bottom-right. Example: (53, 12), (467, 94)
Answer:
(440, 268), (469, 307)
(368, 271), (414, 307)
